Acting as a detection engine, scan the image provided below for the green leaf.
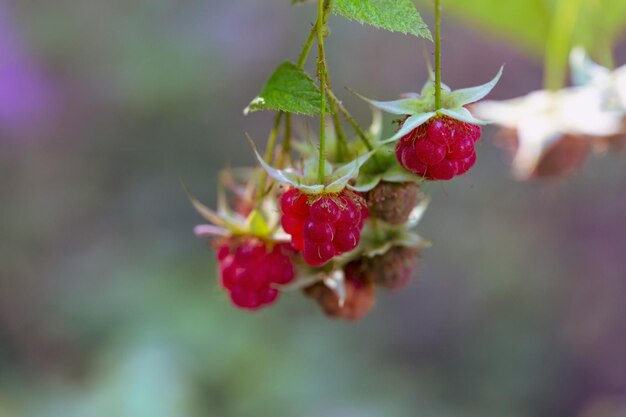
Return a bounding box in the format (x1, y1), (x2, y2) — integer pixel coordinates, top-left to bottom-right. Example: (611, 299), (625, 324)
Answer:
(333, 0), (432, 40)
(244, 61), (326, 116)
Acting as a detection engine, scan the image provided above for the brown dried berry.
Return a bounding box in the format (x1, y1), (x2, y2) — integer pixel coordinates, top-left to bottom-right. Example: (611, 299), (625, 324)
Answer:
(304, 262), (375, 320)
(365, 181), (420, 224)
(533, 135), (591, 178)
(362, 246), (420, 290)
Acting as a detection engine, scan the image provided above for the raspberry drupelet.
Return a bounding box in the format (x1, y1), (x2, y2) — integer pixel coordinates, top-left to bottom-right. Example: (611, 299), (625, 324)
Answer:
(216, 238), (295, 310)
(280, 188), (367, 266)
(396, 116), (481, 180)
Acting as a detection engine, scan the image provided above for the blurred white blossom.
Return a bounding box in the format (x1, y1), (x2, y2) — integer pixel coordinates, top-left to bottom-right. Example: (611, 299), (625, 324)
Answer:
(474, 50), (626, 179)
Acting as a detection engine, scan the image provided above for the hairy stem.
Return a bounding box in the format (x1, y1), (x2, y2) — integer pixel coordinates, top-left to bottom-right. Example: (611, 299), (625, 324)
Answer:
(317, 0), (331, 183)
(434, 0), (442, 109)
(297, 24), (318, 69)
(257, 112), (284, 204)
(327, 88), (374, 152)
(331, 100), (348, 161)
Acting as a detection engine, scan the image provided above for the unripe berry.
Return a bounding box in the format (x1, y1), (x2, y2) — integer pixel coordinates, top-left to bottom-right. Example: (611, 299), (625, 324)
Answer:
(365, 181), (420, 225)
(304, 263), (375, 320)
(363, 246), (420, 290)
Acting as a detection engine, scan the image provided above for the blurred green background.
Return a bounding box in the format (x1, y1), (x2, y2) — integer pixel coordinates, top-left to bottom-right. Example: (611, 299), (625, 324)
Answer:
(2, 1), (626, 416)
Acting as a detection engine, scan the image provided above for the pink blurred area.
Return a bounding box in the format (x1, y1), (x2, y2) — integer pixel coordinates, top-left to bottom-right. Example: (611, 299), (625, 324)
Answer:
(0, 1), (58, 139)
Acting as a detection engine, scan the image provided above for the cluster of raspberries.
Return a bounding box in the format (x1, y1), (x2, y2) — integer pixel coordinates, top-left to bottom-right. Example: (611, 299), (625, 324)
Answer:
(209, 116), (482, 318)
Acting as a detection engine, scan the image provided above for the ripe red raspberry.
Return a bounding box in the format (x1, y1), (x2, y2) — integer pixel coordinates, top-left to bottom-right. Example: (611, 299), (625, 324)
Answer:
(215, 238), (295, 310)
(303, 262), (375, 320)
(280, 188), (367, 266)
(395, 116), (481, 181)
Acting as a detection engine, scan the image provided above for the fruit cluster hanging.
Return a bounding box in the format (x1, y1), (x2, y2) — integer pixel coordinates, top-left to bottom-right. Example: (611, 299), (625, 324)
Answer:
(189, 0), (502, 320)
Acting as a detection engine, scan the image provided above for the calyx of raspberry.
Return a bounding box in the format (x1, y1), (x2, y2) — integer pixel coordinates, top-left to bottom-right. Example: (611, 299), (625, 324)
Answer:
(356, 67), (503, 144)
(251, 138), (375, 195)
(185, 169), (283, 241)
(351, 195), (431, 259)
(351, 145), (424, 192)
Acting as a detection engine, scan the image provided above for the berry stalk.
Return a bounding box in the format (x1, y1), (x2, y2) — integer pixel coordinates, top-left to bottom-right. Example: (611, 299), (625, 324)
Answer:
(434, 0), (442, 110)
(326, 88), (374, 152)
(330, 99), (348, 161)
(257, 111), (284, 204)
(317, 0), (331, 183)
(297, 23), (318, 69)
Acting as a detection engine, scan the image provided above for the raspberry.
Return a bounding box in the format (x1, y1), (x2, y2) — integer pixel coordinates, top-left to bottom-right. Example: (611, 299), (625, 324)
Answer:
(279, 188), (367, 266)
(365, 181), (420, 225)
(397, 143), (429, 175)
(215, 238), (295, 310)
(456, 152), (477, 175)
(395, 116), (481, 181)
(303, 262), (375, 320)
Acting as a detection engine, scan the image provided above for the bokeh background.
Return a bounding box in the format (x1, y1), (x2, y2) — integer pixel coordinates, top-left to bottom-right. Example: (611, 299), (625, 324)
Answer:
(2, 1), (626, 416)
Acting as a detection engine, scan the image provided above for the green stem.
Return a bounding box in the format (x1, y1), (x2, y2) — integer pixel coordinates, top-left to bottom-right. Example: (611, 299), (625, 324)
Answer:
(257, 112), (284, 204)
(434, 0), (442, 109)
(297, 24), (318, 69)
(284, 113), (292, 154)
(327, 88), (374, 151)
(317, 0), (330, 183)
(331, 100), (348, 161)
